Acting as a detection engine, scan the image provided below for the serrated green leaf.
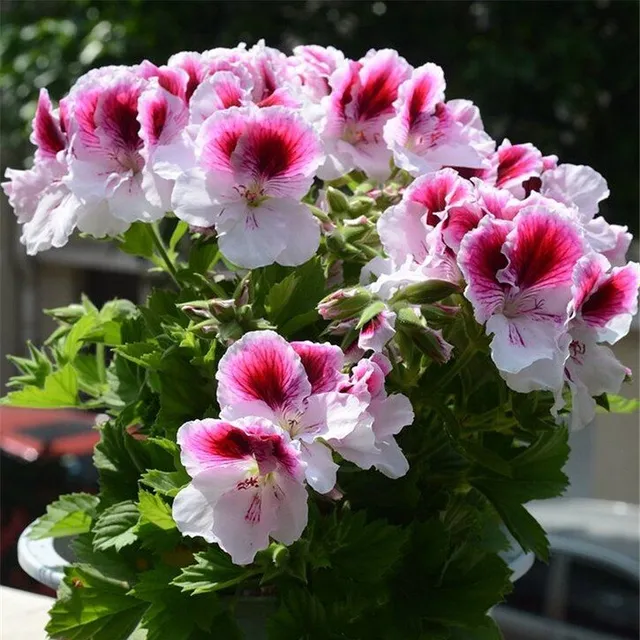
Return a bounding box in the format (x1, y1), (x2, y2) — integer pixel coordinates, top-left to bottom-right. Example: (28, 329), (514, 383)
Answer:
(140, 469), (188, 497)
(93, 501), (139, 552)
(136, 490), (179, 550)
(128, 566), (181, 603)
(116, 342), (162, 369)
(30, 493), (99, 539)
(172, 548), (253, 595)
(47, 564), (145, 640)
(1, 363), (78, 408)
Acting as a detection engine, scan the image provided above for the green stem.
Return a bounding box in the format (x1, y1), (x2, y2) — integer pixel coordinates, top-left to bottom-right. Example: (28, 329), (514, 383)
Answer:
(96, 343), (106, 385)
(149, 223), (180, 286)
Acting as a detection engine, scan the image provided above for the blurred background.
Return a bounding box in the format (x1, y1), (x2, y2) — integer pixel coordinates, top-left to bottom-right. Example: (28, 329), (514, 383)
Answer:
(0, 1), (638, 635)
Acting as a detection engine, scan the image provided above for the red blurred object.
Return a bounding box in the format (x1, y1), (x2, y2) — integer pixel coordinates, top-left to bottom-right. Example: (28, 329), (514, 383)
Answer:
(0, 407), (99, 594)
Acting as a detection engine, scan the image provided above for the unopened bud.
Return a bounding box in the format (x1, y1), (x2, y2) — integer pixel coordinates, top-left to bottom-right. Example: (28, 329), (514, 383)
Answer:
(391, 279), (459, 305)
(326, 187), (350, 214)
(349, 196), (375, 216)
(44, 304), (86, 323)
(317, 288), (373, 321)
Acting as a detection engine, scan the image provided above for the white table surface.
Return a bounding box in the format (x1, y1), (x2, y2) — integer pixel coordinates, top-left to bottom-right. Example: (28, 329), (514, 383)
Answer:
(0, 586), (53, 639)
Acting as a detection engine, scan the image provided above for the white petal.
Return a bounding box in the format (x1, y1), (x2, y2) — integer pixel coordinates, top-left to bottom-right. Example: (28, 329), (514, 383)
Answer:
(297, 440), (338, 494)
(375, 437), (409, 479)
(172, 168), (220, 227)
(268, 474), (309, 545)
(172, 483), (217, 543)
(216, 202), (287, 268)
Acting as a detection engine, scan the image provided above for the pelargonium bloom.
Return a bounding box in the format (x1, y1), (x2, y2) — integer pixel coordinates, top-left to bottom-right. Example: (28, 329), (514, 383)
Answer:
(292, 45), (345, 100)
(458, 204), (585, 387)
(481, 139), (544, 198)
(335, 354), (414, 478)
(384, 65), (491, 177)
(378, 168), (474, 266)
(2, 88), (91, 253)
(563, 254), (640, 428)
(318, 49), (412, 180)
(172, 106), (324, 268)
(172, 417), (308, 565)
(63, 66), (169, 229)
(215, 330), (374, 493)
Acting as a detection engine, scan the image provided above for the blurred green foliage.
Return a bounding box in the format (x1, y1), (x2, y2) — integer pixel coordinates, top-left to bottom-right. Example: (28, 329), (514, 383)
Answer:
(2, 0), (637, 232)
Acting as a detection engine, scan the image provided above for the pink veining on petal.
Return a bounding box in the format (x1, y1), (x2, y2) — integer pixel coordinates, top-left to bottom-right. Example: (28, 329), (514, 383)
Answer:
(580, 261), (640, 330)
(499, 205), (584, 293)
(489, 140), (544, 196)
(290, 341), (346, 394)
(197, 107), (249, 174)
(458, 216), (512, 323)
(216, 330), (311, 414)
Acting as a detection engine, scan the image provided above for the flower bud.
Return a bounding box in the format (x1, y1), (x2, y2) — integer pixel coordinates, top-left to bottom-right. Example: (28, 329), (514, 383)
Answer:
(391, 279), (459, 305)
(326, 186), (350, 214)
(349, 196), (375, 216)
(317, 288), (373, 320)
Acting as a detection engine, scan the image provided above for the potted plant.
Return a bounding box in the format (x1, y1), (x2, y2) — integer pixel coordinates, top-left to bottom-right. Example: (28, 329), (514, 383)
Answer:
(3, 42), (638, 639)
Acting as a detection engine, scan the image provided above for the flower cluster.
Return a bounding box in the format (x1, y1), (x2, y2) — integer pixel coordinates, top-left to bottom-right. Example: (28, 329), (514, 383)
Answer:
(4, 42), (638, 574)
(173, 330), (413, 564)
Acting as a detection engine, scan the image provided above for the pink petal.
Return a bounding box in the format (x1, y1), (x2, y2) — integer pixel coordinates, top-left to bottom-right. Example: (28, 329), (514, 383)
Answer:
(189, 71), (251, 125)
(458, 216), (512, 323)
(231, 106), (323, 199)
(30, 89), (66, 160)
(490, 140), (544, 197)
(498, 205), (584, 294)
(540, 164), (609, 221)
(575, 256), (640, 340)
(197, 107), (250, 175)
(216, 330), (311, 415)
(138, 82), (188, 150)
(358, 309), (397, 353)
(290, 341), (347, 394)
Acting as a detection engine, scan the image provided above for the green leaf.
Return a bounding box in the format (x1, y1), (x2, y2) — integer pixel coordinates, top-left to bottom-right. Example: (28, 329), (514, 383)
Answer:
(136, 490), (179, 550)
(140, 469), (189, 497)
(169, 220), (189, 251)
(1, 363), (78, 408)
(172, 547), (252, 595)
(119, 222), (154, 260)
(30, 493), (99, 540)
(188, 240), (219, 273)
(47, 564), (146, 640)
(93, 420), (147, 504)
(62, 312), (101, 360)
(485, 497), (549, 561)
(128, 566), (181, 603)
(93, 501), (139, 552)
(116, 342), (163, 369)
(263, 258), (325, 333)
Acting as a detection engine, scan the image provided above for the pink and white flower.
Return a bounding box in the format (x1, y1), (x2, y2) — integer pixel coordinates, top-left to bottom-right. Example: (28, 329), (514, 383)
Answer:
(215, 331), (373, 493)
(172, 416), (308, 565)
(63, 66), (168, 228)
(378, 168), (474, 266)
(458, 204), (585, 386)
(172, 106), (324, 268)
(384, 65), (491, 177)
(563, 253), (640, 428)
(482, 139), (544, 198)
(336, 354), (414, 478)
(292, 45), (345, 100)
(358, 309), (397, 353)
(318, 49), (412, 180)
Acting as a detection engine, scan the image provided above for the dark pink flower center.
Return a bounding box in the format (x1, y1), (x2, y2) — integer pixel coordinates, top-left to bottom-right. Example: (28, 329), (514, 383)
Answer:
(581, 276), (627, 326)
(102, 87), (143, 151)
(252, 130), (294, 179)
(357, 66), (401, 121)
